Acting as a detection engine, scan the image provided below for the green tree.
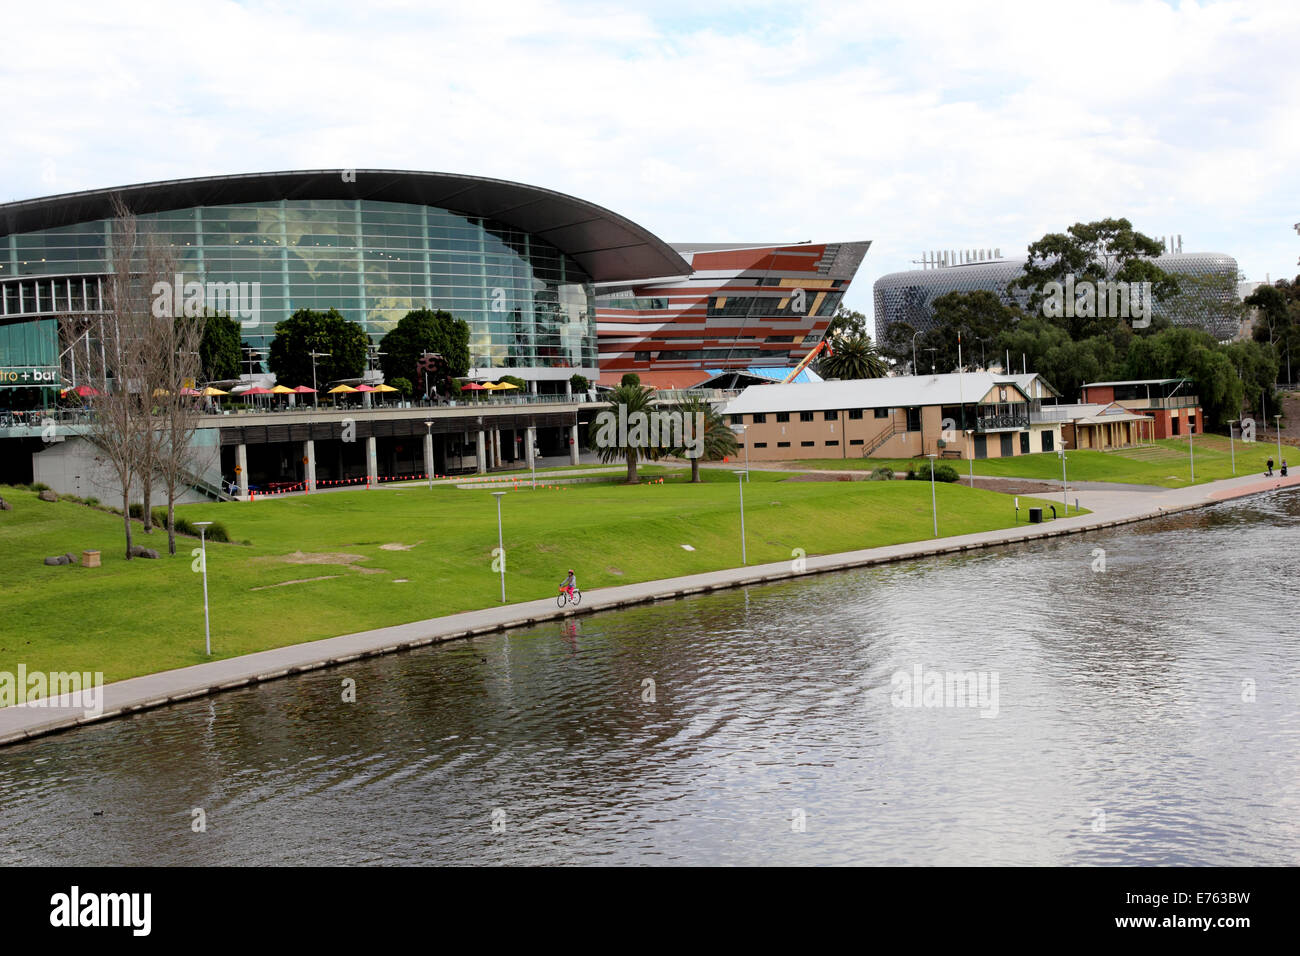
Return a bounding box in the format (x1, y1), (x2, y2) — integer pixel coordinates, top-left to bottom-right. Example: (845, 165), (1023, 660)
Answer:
(1123, 326), (1243, 429)
(918, 290), (1023, 372)
(669, 394), (738, 483)
(570, 373), (591, 392)
(1008, 218), (1180, 339)
(819, 334), (887, 380)
(824, 306), (868, 342)
(390, 376), (413, 397)
(378, 309), (471, 394)
(267, 308), (368, 387)
(994, 316), (1118, 401)
(198, 313), (241, 382)
(620, 372), (641, 387)
(592, 383), (657, 484)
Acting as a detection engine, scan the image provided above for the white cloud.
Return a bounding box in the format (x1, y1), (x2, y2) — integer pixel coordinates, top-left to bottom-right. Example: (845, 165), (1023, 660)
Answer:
(0, 0), (1296, 331)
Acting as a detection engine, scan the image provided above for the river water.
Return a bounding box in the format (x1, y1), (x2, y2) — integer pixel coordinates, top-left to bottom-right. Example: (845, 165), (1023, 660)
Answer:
(1, 490), (1297, 865)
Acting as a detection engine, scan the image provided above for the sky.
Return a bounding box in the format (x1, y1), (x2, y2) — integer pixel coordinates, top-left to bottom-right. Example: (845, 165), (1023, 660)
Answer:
(2, 0), (1297, 338)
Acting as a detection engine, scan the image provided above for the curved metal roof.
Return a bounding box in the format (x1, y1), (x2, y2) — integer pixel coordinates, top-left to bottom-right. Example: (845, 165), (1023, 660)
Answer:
(0, 169), (691, 282)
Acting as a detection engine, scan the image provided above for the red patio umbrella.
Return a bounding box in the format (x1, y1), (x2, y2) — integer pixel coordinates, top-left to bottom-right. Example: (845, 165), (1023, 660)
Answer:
(63, 385), (99, 397)
(291, 386), (316, 394)
(354, 384), (376, 392)
(240, 386), (273, 395)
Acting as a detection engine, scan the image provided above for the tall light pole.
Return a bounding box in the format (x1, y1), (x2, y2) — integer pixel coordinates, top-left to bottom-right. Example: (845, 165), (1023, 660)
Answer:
(734, 470), (747, 565)
(193, 521), (213, 656)
(926, 453), (938, 537)
(1058, 447), (1069, 512)
(911, 329), (923, 374)
(925, 347), (938, 374)
(1275, 415), (1283, 467)
(310, 351), (331, 408)
(1228, 419), (1237, 475)
(424, 420), (434, 490)
(492, 492), (506, 603)
(964, 429), (974, 486)
(732, 423), (750, 481)
(1189, 425), (1195, 482)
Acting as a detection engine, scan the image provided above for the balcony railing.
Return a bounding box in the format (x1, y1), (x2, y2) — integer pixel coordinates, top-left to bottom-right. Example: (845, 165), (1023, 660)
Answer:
(977, 413), (1030, 432)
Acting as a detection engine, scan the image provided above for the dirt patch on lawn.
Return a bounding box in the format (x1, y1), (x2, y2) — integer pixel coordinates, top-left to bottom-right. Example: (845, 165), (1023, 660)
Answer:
(258, 551), (388, 574)
(251, 576), (336, 591)
(782, 473), (858, 482)
(379, 540), (424, 551)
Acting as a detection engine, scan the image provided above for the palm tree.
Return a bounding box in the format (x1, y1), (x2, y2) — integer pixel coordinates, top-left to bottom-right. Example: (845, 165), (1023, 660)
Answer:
(670, 394), (739, 482)
(820, 333), (888, 380)
(593, 382), (657, 483)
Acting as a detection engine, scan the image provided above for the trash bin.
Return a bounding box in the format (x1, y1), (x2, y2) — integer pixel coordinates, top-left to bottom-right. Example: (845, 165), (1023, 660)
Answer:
(1028, 507), (1043, 524)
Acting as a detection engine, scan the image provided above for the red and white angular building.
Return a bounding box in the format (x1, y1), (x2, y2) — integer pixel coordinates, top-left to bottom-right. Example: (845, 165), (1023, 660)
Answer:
(594, 241), (870, 380)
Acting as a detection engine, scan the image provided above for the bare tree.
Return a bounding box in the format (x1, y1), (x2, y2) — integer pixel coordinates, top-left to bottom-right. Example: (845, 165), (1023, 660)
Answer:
(153, 310), (206, 556)
(76, 196), (182, 558)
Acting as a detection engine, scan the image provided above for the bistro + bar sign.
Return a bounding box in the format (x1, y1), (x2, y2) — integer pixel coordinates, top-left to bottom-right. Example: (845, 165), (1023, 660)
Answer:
(0, 366), (61, 386)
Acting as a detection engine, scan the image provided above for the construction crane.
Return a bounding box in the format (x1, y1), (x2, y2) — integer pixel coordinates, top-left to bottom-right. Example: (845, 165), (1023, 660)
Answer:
(781, 339), (832, 384)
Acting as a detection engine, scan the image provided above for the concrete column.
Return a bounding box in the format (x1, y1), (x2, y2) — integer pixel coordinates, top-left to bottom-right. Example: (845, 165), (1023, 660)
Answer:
(236, 443), (249, 498)
(365, 435), (378, 485)
(476, 429), (487, 474)
(494, 428), (503, 465)
(569, 423), (579, 464)
(304, 439), (317, 492)
(526, 426), (536, 468)
(565, 380), (572, 399)
(529, 380), (537, 395)
(423, 430), (435, 478)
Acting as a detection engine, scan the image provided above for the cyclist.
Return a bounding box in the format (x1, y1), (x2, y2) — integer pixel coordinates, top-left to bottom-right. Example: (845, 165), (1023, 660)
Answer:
(560, 568), (578, 599)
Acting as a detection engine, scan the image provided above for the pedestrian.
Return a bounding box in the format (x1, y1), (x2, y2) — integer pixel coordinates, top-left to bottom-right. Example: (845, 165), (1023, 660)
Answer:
(1266, 457), (1274, 476)
(1282, 459), (1289, 477)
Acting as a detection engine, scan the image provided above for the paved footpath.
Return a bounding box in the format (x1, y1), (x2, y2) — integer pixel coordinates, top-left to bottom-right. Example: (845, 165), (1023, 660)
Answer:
(3, 469), (1297, 748)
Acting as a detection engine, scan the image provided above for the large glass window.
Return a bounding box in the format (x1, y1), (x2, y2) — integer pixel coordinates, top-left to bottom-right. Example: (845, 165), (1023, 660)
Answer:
(6, 199), (597, 371)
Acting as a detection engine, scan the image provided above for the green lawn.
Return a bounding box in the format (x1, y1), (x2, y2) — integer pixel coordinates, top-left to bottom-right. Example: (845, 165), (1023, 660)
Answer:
(0, 473), (1076, 689)
(796, 436), (1272, 488)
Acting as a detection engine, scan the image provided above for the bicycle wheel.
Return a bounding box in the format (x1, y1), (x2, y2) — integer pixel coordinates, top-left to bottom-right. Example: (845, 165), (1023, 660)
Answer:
(557, 593), (567, 608)
(571, 589), (581, 606)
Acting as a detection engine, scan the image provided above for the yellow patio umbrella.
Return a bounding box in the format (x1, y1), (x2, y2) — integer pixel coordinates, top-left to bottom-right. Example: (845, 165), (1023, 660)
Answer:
(151, 388), (172, 397)
(490, 381), (519, 389)
(269, 384), (295, 394)
(371, 383), (399, 392)
(201, 386), (229, 396)
(328, 384), (359, 394)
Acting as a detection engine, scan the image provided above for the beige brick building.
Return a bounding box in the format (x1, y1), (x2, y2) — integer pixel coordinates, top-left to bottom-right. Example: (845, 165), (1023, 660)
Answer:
(723, 372), (1063, 462)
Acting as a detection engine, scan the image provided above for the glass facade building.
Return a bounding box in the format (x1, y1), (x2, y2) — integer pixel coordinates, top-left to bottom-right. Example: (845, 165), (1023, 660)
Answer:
(2, 200), (597, 372)
(0, 170), (691, 403)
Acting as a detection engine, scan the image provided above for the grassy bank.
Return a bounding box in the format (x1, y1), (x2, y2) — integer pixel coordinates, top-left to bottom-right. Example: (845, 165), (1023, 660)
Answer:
(1, 473), (1075, 689)
(796, 436), (1276, 487)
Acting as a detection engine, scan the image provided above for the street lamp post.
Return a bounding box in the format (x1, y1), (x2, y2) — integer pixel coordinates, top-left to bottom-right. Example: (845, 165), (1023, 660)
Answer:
(193, 521), (213, 656)
(492, 492), (506, 603)
(911, 329), (923, 374)
(926, 454), (938, 536)
(964, 429), (974, 487)
(424, 420), (434, 490)
(925, 348), (938, 374)
(310, 351), (331, 408)
(1189, 425), (1195, 482)
(734, 470), (747, 565)
(1228, 420), (1237, 475)
(1058, 447), (1069, 512)
(732, 423), (750, 481)
(1275, 415), (1283, 468)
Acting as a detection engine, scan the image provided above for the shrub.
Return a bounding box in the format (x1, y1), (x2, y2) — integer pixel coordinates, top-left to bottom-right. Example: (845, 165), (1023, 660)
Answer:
(570, 373), (591, 391)
(906, 463), (959, 482)
(85, 497), (99, 507)
(620, 372), (641, 387)
(869, 467), (894, 481)
(31, 482), (50, 492)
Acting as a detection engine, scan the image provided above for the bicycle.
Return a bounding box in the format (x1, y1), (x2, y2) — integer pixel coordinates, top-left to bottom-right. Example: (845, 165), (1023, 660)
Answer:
(557, 585), (582, 608)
